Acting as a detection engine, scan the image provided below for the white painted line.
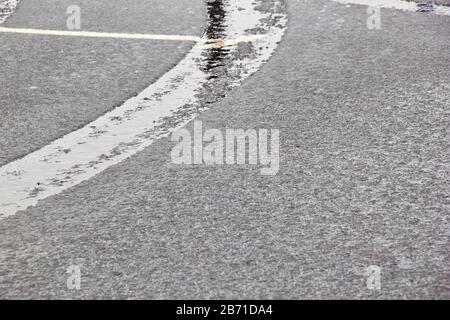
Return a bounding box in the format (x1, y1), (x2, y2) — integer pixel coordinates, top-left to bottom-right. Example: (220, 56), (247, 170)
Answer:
(0, 26), (204, 42)
(0, 0), (287, 219)
(329, 0), (450, 16)
(0, 27), (264, 47)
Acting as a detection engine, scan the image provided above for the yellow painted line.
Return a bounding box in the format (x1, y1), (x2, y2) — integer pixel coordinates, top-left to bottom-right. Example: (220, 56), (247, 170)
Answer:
(0, 27), (264, 46)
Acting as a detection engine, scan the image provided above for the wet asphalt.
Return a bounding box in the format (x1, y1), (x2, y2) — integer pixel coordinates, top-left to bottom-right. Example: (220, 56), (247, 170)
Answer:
(0, 0), (449, 299)
(0, 0), (205, 166)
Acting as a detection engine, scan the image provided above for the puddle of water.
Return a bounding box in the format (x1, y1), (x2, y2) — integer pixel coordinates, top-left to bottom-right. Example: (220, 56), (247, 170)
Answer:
(202, 0), (231, 76)
(0, 0), (288, 219)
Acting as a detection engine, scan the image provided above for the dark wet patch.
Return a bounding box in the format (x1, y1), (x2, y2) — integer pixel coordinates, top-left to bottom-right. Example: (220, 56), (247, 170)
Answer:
(202, 0), (232, 77)
(197, 0), (286, 107)
(416, 2), (436, 11)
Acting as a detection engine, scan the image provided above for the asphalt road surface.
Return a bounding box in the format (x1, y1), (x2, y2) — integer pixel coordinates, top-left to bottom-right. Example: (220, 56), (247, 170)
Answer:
(0, 0), (449, 299)
(0, 0), (205, 166)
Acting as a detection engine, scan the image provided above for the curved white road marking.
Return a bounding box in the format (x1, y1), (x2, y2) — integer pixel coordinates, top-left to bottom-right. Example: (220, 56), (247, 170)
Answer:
(329, 0), (450, 16)
(0, 0), (287, 219)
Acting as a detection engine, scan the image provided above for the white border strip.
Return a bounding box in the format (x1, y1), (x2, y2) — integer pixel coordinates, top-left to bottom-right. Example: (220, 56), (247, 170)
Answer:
(330, 0), (450, 16)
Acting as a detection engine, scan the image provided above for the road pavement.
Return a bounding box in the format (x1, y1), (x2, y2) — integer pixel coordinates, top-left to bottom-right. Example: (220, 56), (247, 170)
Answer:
(0, 0), (449, 299)
(0, 0), (205, 166)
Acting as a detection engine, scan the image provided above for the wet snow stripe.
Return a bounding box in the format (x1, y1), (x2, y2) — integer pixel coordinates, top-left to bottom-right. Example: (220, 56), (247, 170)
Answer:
(0, 0), (287, 219)
(329, 0), (450, 15)
(0, 0), (19, 24)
